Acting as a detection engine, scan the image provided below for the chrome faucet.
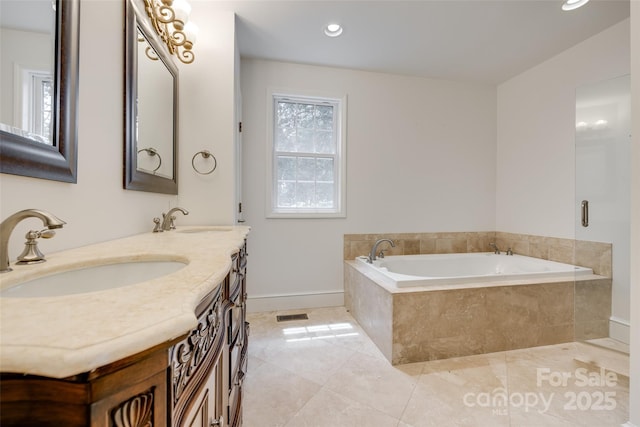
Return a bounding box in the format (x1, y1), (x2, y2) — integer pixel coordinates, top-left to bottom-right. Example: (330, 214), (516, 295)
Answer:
(368, 239), (396, 263)
(489, 243), (501, 254)
(157, 207), (189, 232)
(0, 209), (65, 273)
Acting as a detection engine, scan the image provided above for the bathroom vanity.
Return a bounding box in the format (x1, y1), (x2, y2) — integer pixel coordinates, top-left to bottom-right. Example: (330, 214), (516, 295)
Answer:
(0, 226), (250, 427)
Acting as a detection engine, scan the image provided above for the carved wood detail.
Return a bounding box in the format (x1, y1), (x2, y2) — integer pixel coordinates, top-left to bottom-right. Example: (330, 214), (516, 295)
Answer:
(111, 389), (154, 427)
(171, 291), (223, 404)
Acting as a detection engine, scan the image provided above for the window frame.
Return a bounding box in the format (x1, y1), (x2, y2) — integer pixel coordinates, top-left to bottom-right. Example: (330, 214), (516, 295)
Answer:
(266, 89), (347, 218)
(30, 73), (54, 140)
(17, 67), (54, 145)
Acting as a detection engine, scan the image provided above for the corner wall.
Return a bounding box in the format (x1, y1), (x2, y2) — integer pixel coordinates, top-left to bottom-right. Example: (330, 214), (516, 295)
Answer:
(496, 19), (631, 343)
(496, 19), (630, 239)
(241, 59), (497, 311)
(177, 6), (237, 226)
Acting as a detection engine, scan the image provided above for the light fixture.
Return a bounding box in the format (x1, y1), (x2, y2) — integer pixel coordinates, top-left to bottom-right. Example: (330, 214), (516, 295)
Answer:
(575, 119), (609, 130)
(593, 119), (608, 129)
(562, 0), (589, 11)
(324, 23), (343, 37)
(143, 0), (198, 64)
(576, 121), (589, 130)
(138, 35), (159, 61)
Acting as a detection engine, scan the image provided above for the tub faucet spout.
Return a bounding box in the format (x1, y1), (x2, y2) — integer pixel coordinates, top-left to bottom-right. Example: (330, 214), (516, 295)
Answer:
(489, 242), (501, 254)
(0, 209), (65, 273)
(368, 239), (395, 263)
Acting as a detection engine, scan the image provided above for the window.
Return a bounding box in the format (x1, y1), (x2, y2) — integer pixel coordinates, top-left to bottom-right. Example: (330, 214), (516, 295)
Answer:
(267, 91), (346, 218)
(20, 68), (54, 144)
(31, 74), (53, 140)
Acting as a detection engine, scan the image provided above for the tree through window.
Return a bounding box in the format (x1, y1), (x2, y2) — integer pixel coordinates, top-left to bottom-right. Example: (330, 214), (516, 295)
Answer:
(269, 93), (346, 217)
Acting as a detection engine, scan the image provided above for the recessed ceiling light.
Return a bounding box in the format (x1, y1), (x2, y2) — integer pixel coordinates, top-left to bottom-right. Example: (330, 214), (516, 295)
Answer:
(324, 23), (343, 37)
(562, 0), (589, 11)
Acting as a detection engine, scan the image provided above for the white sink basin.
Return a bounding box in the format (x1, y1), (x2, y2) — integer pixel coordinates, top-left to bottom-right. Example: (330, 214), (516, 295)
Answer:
(177, 227), (233, 234)
(1, 260), (187, 298)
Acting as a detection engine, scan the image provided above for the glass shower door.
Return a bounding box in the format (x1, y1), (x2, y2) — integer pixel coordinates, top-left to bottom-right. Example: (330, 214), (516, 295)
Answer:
(575, 74), (631, 347)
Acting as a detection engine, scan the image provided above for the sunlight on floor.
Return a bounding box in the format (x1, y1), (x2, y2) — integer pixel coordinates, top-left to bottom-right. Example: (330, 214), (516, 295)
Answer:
(283, 322), (359, 342)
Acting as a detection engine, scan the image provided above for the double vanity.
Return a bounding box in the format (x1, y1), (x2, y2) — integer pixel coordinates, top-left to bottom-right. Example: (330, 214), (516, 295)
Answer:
(0, 225), (250, 427)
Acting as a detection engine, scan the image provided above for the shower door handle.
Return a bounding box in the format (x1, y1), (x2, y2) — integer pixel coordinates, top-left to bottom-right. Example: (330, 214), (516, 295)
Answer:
(581, 200), (589, 227)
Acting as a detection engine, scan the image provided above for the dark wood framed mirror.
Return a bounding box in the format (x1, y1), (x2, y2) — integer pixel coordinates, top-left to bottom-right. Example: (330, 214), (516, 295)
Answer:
(0, 0), (79, 183)
(124, 0), (179, 195)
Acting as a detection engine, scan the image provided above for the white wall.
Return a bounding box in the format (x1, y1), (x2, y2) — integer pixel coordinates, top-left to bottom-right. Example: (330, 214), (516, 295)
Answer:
(0, 28), (52, 128)
(177, 5), (237, 226)
(241, 59), (496, 310)
(0, 1), (237, 262)
(496, 20), (630, 239)
(496, 19), (631, 343)
(628, 2), (639, 425)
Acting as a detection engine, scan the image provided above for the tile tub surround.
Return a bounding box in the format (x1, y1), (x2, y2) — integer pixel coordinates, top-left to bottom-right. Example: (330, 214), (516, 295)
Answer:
(0, 225), (250, 378)
(344, 231), (612, 277)
(495, 232), (612, 277)
(344, 260), (611, 365)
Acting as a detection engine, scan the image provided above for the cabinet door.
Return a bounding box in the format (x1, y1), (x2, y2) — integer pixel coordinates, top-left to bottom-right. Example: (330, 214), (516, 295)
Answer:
(91, 369), (167, 427)
(181, 356), (223, 427)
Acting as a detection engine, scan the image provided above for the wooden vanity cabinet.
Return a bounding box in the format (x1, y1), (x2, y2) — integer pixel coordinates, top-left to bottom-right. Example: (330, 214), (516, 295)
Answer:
(227, 243), (248, 427)
(167, 240), (248, 427)
(169, 283), (227, 427)
(0, 241), (249, 427)
(0, 339), (174, 427)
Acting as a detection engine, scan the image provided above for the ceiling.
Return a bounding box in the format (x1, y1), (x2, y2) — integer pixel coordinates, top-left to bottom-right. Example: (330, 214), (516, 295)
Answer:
(1, 0), (630, 85)
(223, 0), (630, 85)
(0, 0), (53, 34)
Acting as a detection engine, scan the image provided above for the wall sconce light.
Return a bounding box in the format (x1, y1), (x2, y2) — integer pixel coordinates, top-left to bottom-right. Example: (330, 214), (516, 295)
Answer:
(143, 0), (198, 64)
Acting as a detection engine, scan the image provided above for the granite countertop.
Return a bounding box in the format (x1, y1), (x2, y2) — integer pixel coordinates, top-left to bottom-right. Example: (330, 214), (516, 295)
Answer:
(0, 225), (250, 379)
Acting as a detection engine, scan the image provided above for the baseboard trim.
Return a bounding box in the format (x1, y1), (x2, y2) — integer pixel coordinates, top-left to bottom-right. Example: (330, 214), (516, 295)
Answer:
(610, 316), (630, 344)
(247, 291), (344, 313)
(621, 422), (638, 427)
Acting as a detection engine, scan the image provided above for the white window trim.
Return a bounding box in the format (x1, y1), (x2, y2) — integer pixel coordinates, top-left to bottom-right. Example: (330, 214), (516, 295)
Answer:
(14, 64), (54, 145)
(265, 88), (347, 219)
(30, 73), (53, 137)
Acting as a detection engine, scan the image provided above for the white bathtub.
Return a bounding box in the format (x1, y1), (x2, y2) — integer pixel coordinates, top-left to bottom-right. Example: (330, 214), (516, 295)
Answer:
(355, 252), (593, 288)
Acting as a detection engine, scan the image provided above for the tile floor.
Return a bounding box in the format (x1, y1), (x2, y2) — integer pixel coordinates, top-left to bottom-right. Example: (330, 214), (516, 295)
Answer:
(243, 307), (629, 427)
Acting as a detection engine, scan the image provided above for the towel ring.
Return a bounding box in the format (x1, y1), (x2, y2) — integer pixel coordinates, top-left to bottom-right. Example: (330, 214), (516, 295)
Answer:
(192, 150), (217, 175)
(137, 147), (162, 172)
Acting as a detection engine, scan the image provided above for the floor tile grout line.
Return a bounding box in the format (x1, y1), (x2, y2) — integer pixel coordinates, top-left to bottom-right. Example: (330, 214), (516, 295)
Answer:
(281, 382), (323, 427)
(245, 308), (629, 426)
(396, 369), (421, 427)
(275, 309), (385, 427)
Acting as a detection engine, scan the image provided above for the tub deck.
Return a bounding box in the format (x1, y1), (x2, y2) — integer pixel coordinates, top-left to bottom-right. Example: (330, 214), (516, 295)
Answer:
(357, 252), (594, 288)
(344, 260), (612, 365)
